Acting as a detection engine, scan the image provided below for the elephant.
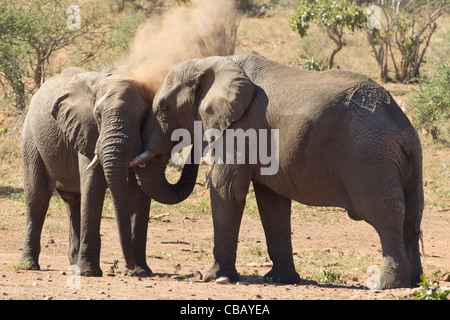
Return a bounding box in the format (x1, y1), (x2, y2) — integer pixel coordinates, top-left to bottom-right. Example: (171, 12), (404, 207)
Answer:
(131, 53), (424, 289)
(19, 67), (198, 276)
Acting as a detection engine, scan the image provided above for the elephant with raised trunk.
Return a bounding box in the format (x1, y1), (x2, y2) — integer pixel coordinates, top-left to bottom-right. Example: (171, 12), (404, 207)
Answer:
(133, 54), (424, 289)
(20, 67), (198, 276)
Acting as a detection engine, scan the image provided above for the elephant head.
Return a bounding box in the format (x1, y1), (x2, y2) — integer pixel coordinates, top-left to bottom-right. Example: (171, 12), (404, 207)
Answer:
(131, 56), (254, 197)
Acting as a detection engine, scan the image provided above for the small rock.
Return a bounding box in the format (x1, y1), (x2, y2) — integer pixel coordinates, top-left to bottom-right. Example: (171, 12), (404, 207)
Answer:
(59, 271), (66, 275)
(98, 291), (105, 294)
(247, 262), (262, 267)
(442, 273), (450, 282)
(215, 276), (230, 284)
(46, 296), (53, 300)
(32, 282), (38, 286)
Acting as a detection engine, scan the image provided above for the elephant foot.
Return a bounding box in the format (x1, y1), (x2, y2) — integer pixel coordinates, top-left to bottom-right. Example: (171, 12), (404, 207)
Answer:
(264, 266), (300, 284)
(203, 263), (240, 282)
(372, 272), (411, 290)
(122, 265), (153, 277)
(70, 263), (103, 277)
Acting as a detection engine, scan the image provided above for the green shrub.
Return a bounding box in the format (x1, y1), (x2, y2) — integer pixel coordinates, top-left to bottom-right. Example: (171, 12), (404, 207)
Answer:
(413, 274), (450, 300)
(409, 63), (450, 141)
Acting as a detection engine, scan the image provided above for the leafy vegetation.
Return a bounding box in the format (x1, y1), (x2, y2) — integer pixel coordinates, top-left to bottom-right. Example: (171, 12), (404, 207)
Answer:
(409, 62), (450, 142)
(413, 273), (450, 300)
(289, 0), (367, 69)
(361, 0), (448, 82)
(0, 0), (108, 109)
(9, 260), (32, 270)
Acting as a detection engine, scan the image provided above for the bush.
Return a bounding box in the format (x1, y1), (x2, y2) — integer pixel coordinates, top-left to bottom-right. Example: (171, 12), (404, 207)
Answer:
(413, 274), (450, 300)
(408, 63), (450, 141)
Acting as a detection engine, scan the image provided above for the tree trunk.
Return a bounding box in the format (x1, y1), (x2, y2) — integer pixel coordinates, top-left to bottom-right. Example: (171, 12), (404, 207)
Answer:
(34, 54), (45, 88)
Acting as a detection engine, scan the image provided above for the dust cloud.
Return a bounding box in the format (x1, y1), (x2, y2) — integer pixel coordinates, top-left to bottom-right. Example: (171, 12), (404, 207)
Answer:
(120, 0), (240, 98)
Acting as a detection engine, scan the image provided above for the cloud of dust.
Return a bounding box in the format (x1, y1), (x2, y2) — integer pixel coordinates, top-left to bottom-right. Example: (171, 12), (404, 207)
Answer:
(121, 0), (240, 98)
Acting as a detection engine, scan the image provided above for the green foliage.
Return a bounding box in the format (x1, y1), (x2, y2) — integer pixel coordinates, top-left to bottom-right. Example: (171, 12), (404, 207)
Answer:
(290, 56), (329, 71)
(304, 57), (328, 71)
(0, 0), (107, 109)
(361, 0), (448, 83)
(9, 260), (32, 270)
(289, 0), (367, 69)
(409, 63), (450, 141)
(317, 269), (347, 284)
(289, 0), (367, 38)
(413, 274), (450, 300)
(107, 10), (146, 63)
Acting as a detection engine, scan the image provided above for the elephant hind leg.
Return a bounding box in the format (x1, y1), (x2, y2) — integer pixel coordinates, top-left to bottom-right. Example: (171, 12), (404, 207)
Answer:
(361, 193), (412, 289)
(403, 186), (424, 287)
(21, 145), (54, 270)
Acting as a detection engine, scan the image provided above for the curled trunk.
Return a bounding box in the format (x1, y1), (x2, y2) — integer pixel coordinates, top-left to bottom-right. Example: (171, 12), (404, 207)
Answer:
(134, 153), (199, 205)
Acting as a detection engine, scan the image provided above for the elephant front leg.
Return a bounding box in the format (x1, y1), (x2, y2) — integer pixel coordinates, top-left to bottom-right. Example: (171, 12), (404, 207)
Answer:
(57, 190), (81, 266)
(253, 182), (300, 284)
(203, 164), (251, 282)
(122, 170), (152, 277)
(77, 156), (106, 276)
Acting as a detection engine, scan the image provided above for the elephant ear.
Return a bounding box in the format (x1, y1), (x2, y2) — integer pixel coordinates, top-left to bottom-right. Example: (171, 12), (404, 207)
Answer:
(196, 57), (254, 133)
(51, 72), (108, 159)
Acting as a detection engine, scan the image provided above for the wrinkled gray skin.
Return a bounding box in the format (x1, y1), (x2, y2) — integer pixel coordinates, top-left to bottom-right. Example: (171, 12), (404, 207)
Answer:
(139, 54), (424, 289)
(20, 67), (198, 276)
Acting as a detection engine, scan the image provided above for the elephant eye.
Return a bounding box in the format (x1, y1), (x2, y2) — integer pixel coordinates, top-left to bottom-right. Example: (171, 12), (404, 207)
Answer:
(95, 110), (101, 122)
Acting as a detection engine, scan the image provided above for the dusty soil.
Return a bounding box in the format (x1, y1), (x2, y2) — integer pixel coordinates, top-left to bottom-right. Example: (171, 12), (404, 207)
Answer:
(0, 180), (449, 301)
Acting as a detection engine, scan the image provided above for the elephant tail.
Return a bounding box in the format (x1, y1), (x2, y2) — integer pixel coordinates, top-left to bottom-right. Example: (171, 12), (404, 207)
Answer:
(401, 132), (424, 251)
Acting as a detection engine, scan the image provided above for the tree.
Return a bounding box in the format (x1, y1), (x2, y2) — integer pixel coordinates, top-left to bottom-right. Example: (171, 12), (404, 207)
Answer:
(289, 0), (367, 69)
(362, 0), (449, 83)
(0, 0), (106, 109)
(0, 6), (32, 109)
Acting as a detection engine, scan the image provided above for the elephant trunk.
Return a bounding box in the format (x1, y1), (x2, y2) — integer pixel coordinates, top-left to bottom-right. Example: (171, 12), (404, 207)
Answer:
(100, 128), (135, 270)
(134, 152), (199, 205)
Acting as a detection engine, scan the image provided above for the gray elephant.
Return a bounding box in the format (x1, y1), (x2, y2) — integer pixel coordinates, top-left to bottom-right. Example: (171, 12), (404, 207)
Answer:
(20, 67), (198, 276)
(131, 54), (424, 289)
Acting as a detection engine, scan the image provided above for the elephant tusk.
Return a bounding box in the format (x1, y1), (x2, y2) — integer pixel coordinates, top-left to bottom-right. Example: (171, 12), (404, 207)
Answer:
(130, 150), (157, 168)
(86, 154), (100, 171)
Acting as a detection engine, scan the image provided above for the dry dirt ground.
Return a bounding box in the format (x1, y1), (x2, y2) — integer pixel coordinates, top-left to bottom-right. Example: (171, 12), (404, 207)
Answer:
(0, 163), (449, 301)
